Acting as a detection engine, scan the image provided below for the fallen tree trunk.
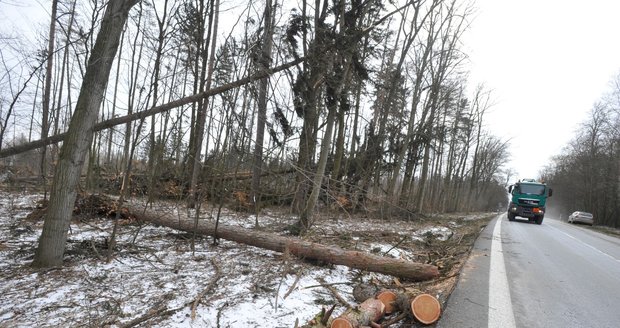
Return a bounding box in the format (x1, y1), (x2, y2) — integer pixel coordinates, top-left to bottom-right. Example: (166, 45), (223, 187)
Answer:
(124, 202), (439, 282)
(331, 298), (385, 328)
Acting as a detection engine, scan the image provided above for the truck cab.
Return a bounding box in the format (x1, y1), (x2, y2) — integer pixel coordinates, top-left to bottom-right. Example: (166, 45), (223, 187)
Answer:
(507, 179), (553, 225)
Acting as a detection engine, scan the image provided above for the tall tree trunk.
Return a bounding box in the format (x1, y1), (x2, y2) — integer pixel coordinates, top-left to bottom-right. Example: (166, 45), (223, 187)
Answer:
(291, 0), (326, 214)
(40, 0), (58, 200)
(297, 107), (336, 234)
(188, 0), (219, 208)
(331, 104), (346, 182)
(107, 29), (125, 165)
(251, 0), (275, 226)
(51, 0), (77, 165)
(32, 0), (138, 268)
(147, 0), (170, 205)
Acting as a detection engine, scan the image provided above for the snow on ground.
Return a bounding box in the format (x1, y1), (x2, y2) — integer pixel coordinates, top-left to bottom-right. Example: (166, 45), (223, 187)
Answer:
(0, 192), (390, 327)
(0, 190), (482, 327)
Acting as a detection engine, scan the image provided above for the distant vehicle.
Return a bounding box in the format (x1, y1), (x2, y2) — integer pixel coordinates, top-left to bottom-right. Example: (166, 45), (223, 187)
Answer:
(568, 211), (594, 226)
(507, 179), (553, 225)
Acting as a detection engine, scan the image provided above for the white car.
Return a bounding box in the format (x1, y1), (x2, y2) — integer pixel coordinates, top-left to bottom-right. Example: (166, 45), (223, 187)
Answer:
(568, 211), (594, 226)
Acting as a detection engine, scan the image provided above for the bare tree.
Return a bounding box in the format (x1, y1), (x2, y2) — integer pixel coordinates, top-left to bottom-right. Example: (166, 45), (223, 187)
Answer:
(251, 0), (276, 227)
(33, 0), (139, 268)
(39, 0), (58, 200)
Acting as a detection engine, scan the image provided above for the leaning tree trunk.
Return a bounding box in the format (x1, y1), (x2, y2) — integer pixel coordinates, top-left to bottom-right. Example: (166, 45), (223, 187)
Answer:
(32, 0), (138, 268)
(297, 107), (336, 233)
(0, 59), (303, 160)
(123, 201), (439, 282)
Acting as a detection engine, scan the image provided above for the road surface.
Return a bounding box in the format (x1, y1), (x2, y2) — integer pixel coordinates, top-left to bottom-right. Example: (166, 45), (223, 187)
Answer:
(438, 215), (620, 328)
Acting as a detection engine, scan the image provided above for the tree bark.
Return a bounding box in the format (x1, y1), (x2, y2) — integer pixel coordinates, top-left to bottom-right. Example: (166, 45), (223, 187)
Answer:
(188, 0), (219, 208)
(352, 285), (441, 325)
(251, 0), (275, 223)
(297, 107), (336, 233)
(32, 0), (139, 268)
(40, 0), (58, 199)
(331, 298), (385, 328)
(123, 202), (439, 282)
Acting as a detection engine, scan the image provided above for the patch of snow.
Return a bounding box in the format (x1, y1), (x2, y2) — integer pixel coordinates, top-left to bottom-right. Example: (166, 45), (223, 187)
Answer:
(0, 191), (375, 327)
(412, 226), (454, 242)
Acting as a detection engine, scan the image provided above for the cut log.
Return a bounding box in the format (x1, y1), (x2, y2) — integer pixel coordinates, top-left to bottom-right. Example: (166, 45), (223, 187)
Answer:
(393, 288), (441, 325)
(410, 293), (441, 324)
(353, 284), (442, 325)
(375, 290), (398, 314)
(331, 298), (385, 328)
(123, 202), (439, 282)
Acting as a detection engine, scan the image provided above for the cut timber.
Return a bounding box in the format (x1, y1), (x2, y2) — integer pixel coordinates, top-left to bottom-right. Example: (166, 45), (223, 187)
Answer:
(123, 202), (439, 282)
(353, 284), (441, 325)
(411, 294), (441, 324)
(375, 290), (398, 314)
(331, 298), (385, 328)
(394, 288), (441, 325)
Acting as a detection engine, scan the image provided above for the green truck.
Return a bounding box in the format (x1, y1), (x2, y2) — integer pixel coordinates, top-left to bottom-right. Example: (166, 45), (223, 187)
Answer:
(507, 179), (553, 225)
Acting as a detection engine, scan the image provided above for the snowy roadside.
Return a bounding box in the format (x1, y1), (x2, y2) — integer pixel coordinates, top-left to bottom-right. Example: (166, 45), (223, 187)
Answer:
(0, 191), (494, 327)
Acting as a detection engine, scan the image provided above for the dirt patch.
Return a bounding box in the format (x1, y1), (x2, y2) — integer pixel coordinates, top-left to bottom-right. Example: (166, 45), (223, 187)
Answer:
(0, 191), (494, 327)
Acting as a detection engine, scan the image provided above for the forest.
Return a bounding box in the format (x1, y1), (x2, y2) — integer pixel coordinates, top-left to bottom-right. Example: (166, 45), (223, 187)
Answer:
(542, 73), (620, 228)
(1, 0), (510, 239)
(1, 0), (619, 326)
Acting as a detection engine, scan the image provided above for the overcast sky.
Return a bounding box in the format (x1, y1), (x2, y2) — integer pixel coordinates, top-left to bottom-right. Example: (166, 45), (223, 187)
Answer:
(463, 0), (620, 180)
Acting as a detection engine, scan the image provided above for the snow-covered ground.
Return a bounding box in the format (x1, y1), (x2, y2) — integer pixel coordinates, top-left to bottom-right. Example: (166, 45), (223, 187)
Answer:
(0, 190), (487, 327)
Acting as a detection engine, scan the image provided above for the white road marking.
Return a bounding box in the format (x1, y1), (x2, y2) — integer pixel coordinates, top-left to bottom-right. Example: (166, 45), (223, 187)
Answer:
(548, 224), (620, 263)
(488, 218), (516, 328)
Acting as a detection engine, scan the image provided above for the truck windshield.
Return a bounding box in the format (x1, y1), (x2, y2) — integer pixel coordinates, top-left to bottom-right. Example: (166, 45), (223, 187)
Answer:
(518, 184), (545, 195)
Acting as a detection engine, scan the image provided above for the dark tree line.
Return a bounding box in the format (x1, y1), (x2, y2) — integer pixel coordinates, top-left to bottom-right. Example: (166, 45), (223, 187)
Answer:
(0, 0), (514, 266)
(542, 73), (620, 228)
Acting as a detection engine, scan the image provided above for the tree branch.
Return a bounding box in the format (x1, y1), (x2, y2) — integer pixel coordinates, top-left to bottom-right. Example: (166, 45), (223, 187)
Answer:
(0, 58), (304, 158)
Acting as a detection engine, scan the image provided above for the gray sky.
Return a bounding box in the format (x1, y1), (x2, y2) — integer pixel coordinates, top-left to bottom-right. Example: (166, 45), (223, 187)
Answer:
(463, 0), (620, 180)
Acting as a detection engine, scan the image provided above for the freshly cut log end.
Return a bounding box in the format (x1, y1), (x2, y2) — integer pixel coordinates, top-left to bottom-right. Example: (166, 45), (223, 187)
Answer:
(376, 290), (398, 314)
(411, 293), (441, 325)
(331, 318), (353, 328)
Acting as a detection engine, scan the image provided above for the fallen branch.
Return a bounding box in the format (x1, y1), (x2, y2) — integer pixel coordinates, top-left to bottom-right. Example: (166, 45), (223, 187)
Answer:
(300, 304), (337, 328)
(317, 277), (353, 310)
(118, 303), (182, 328)
(283, 269), (303, 299)
(191, 258), (222, 320)
(0, 59), (304, 159)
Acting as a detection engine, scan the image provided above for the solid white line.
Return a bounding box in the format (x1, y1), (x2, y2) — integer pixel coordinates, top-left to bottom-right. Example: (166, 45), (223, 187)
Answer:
(547, 224), (620, 263)
(488, 218), (516, 328)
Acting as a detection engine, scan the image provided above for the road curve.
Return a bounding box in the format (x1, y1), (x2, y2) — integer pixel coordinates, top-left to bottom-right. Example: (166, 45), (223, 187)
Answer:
(438, 215), (620, 328)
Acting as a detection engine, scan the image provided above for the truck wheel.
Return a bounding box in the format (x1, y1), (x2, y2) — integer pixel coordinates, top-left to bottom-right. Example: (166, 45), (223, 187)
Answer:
(507, 213), (515, 221)
(535, 216), (544, 225)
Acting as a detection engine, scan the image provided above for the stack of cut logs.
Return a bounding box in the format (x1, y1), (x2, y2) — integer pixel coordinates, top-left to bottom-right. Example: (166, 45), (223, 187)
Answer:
(304, 285), (441, 328)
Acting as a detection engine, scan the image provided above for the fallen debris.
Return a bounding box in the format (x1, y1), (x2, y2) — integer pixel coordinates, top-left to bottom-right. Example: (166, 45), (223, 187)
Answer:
(121, 200), (440, 282)
(331, 298), (385, 328)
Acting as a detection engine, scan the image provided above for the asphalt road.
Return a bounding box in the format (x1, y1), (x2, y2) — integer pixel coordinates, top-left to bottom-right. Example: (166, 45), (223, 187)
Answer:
(438, 215), (620, 328)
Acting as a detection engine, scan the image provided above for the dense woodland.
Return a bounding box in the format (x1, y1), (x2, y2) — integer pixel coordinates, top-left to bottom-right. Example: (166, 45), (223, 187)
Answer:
(542, 73), (620, 228)
(0, 0), (618, 265)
